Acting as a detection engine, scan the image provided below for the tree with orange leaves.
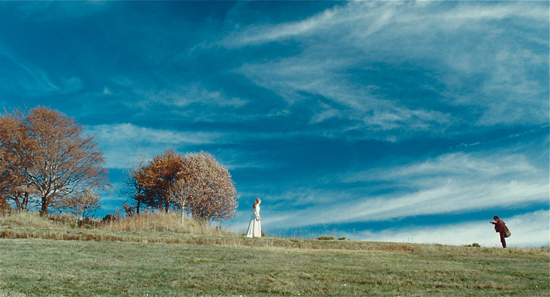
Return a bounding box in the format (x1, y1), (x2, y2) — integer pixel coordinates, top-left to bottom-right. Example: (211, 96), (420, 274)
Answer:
(133, 150), (184, 213)
(0, 144), (10, 211)
(0, 107), (109, 215)
(0, 113), (29, 210)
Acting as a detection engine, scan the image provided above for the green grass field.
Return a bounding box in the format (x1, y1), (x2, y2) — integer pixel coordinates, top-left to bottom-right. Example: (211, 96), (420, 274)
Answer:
(0, 212), (548, 296)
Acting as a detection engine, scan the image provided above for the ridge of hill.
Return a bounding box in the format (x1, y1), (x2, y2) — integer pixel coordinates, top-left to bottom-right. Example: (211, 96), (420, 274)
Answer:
(1, 212), (548, 296)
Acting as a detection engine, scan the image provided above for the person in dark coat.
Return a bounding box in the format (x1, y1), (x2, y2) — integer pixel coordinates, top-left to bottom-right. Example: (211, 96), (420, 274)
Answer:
(491, 216), (506, 248)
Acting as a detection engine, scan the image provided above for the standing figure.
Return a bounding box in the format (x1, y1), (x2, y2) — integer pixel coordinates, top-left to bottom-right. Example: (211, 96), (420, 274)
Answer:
(490, 216), (507, 248)
(246, 198), (261, 238)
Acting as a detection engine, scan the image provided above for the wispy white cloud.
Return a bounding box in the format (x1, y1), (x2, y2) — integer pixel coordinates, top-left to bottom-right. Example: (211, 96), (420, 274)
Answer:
(129, 83), (248, 109)
(105, 78), (250, 123)
(89, 123), (220, 145)
(251, 150), (547, 231)
(226, 1), (547, 136)
(237, 57), (454, 136)
(347, 179), (546, 223)
(347, 152), (540, 184)
(0, 43), (83, 97)
(225, 2), (546, 48)
(262, 179), (546, 231)
(348, 209), (549, 248)
(222, 6), (339, 48)
(87, 123), (225, 169)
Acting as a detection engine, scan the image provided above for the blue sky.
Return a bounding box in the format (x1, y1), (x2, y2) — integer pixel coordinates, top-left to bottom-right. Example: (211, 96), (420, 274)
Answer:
(0, 1), (548, 247)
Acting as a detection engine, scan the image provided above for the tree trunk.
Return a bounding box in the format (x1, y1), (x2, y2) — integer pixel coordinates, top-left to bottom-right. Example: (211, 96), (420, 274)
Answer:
(22, 192), (29, 210)
(181, 200), (186, 226)
(40, 196), (49, 216)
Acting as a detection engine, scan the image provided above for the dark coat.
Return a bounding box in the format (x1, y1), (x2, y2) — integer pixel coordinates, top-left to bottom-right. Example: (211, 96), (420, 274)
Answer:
(493, 219), (506, 233)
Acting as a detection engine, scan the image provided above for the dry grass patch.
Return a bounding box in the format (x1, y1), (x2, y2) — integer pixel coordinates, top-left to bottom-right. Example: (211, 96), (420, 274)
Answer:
(97, 211), (229, 235)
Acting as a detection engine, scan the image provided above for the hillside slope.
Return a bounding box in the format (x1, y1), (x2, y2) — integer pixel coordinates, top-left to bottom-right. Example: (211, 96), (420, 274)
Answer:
(0, 212), (548, 296)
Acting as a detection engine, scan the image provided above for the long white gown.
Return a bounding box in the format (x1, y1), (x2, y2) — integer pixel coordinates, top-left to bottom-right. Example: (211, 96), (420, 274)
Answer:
(245, 205), (261, 238)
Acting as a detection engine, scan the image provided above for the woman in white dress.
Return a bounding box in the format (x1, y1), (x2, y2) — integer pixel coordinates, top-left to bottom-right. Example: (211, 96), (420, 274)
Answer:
(245, 198), (261, 238)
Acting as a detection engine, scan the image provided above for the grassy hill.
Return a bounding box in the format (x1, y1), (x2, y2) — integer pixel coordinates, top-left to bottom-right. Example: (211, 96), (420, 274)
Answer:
(1, 212), (548, 296)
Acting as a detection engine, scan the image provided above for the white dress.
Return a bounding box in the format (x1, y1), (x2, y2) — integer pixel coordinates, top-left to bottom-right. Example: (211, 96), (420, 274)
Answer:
(245, 205), (261, 238)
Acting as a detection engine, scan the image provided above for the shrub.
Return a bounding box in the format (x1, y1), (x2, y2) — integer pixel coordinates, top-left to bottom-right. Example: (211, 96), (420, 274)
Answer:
(318, 236), (335, 240)
(338, 237), (346, 240)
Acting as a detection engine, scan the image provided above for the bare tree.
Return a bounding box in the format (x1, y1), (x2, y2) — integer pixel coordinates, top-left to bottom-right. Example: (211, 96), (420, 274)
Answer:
(0, 107), (109, 215)
(169, 152), (238, 222)
(121, 153), (147, 215)
(59, 188), (101, 219)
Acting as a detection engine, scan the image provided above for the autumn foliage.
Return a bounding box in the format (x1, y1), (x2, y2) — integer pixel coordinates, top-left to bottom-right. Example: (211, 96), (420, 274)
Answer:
(0, 107), (109, 215)
(130, 151), (238, 221)
(133, 151), (184, 213)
